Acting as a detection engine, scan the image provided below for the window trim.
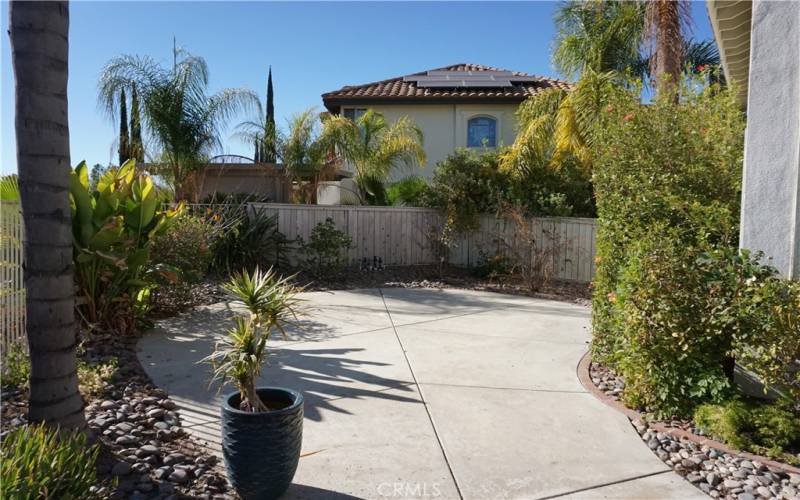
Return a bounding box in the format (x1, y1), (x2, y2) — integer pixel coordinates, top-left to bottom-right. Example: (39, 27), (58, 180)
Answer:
(466, 115), (498, 148)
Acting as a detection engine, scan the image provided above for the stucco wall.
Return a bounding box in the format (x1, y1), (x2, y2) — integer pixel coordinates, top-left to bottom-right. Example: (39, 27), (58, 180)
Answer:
(740, 0), (800, 279)
(343, 103), (520, 180)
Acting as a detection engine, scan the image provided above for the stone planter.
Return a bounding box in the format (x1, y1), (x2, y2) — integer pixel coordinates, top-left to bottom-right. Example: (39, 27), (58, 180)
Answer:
(221, 387), (304, 500)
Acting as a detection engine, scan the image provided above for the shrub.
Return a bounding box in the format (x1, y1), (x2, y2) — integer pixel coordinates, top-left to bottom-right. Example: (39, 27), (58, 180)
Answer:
(424, 149), (595, 234)
(423, 150), (510, 233)
(77, 357), (118, 398)
(614, 237), (737, 416)
(69, 159), (182, 334)
(387, 176), (428, 207)
(1, 342), (29, 390)
(591, 81), (745, 364)
(298, 218), (352, 277)
(694, 398), (800, 462)
(209, 205), (288, 273)
(1, 425), (100, 499)
(151, 214), (214, 283)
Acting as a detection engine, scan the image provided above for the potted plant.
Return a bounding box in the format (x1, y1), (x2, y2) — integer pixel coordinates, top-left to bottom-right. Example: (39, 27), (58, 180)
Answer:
(204, 267), (304, 499)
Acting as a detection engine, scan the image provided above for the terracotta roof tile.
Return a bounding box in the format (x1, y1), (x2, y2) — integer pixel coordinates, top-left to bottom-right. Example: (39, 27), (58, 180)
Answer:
(322, 64), (571, 109)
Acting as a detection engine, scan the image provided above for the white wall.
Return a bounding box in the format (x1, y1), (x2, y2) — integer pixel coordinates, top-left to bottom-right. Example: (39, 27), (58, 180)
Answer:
(740, 0), (800, 279)
(342, 103), (520, 180)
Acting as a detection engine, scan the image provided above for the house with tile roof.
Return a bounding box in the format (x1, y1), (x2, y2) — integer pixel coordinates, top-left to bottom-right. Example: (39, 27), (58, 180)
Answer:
(321, 64), (570, 179)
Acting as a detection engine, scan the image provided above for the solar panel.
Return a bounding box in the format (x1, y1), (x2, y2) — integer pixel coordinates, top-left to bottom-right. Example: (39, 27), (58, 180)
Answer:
(404, 70), (541, 88)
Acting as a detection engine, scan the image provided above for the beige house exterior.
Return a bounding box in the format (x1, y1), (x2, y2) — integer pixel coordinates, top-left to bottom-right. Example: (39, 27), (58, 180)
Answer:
(322, 64), (570, 180)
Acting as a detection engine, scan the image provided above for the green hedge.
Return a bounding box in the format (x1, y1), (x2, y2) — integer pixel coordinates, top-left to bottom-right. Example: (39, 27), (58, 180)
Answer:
(588, 81), (800, 418)
(591, 83), (745, 367)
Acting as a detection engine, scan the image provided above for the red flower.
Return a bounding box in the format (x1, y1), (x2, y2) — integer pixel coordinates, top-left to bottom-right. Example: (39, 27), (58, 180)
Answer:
(605, 105), (615, 113)
(623, 113), (635, 122)
(696, 64), (706, 72)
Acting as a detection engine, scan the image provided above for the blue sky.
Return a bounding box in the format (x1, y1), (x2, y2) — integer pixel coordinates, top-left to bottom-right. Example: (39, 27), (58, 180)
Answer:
(0, 1), (714, 173)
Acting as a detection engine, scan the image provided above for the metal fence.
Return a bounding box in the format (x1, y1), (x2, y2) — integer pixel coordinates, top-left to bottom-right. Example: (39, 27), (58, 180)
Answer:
(1, 201), (25, 352)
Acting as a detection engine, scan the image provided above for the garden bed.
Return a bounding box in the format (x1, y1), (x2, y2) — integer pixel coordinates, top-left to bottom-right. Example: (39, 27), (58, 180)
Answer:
(578, 354), (800, 500)
(151, 265), (590, 319)
(1, 332), (233, 499)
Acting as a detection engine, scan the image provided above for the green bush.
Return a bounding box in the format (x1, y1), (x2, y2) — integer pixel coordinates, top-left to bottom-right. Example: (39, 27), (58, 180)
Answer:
(694, 398), (800, 462)
(209, 205), (288, 273)
(423, 150), (510, 232)
(424, 149), (594, 234)
(387, 177), (428, 207)
(151, 214), (214, 283)
(1, 342), (29, 390)
(591, 81), (745, 364)
(298, 218), (352, 277)
(0, 425), (100, 499)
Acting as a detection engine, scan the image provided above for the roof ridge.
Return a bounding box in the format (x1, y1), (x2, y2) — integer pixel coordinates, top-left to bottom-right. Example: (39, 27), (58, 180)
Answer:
(321, 64), (573, 106)
(323, 63), (558, 96)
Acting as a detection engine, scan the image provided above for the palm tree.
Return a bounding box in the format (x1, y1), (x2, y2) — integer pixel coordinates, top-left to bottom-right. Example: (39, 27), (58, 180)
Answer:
(323, 110), (425, 205)
(277, 108), (335, 203)
(501, 69), (619, 174)
(10, 0), (86, 430)
(553, 0), (645, 79)
(98, 45), (258, 201)
(506, 0), (714, 174)
(644, 0), (691, 97)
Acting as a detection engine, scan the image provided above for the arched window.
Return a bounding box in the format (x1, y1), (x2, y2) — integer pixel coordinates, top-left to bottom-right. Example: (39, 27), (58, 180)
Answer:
(467, 116), (497, 147)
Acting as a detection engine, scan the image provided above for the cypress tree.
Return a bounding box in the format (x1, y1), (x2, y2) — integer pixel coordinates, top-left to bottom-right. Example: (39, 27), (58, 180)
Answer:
(130, 85), (144, 162)
(264, 67), (276, 163)
(118, 89), (130, 166)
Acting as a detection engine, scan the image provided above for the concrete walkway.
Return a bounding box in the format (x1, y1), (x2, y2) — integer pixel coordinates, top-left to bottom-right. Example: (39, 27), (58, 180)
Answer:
(137, 288), (704, 499)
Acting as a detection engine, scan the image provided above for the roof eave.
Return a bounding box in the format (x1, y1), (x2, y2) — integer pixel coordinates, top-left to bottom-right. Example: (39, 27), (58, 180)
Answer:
(707, 0), (752, 108)
(322, 94), (532, 113)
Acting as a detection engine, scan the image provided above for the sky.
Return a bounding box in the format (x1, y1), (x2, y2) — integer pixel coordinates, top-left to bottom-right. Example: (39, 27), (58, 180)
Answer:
(0, 1), (715, 174)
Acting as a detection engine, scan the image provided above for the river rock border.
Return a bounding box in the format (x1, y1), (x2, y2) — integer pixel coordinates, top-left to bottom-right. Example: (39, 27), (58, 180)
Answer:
(577, 352), (800, 500)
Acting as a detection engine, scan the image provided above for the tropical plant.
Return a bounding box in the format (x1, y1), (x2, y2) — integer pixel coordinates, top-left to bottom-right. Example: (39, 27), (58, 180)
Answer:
(501, 68), (619, 172)
(98, 44), (258, 200)
(277, 108), (337, 203)
(553, 0), (645, 79)
(9, 0), (85, 430)
(69, 159), (183, 334)
(204, 267), (302, 412)
(1, 424), (100, 499)
(208, 204), (288, 273)
(323, 109), (425, 205)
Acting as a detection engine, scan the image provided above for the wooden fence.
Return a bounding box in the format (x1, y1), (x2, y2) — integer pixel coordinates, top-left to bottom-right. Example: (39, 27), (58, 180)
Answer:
(251, 203), (597, 283)
(1, 201), (25, 352)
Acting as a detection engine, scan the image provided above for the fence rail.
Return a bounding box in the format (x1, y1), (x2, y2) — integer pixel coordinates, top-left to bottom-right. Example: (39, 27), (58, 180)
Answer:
(1, 201), (25, 353)
(251, 203), (597, 283)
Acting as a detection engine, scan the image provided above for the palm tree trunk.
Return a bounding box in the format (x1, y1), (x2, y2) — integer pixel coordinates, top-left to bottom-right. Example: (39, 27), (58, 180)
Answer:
(646, 0), (686, 98)
(10, 0), (86, 431)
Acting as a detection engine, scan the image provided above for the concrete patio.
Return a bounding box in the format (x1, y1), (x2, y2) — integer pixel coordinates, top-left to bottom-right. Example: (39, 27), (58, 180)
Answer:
(137, 287), (704, 499)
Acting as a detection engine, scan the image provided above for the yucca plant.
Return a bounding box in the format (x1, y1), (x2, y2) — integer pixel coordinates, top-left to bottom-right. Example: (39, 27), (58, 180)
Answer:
(204, 267), (302, 412)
